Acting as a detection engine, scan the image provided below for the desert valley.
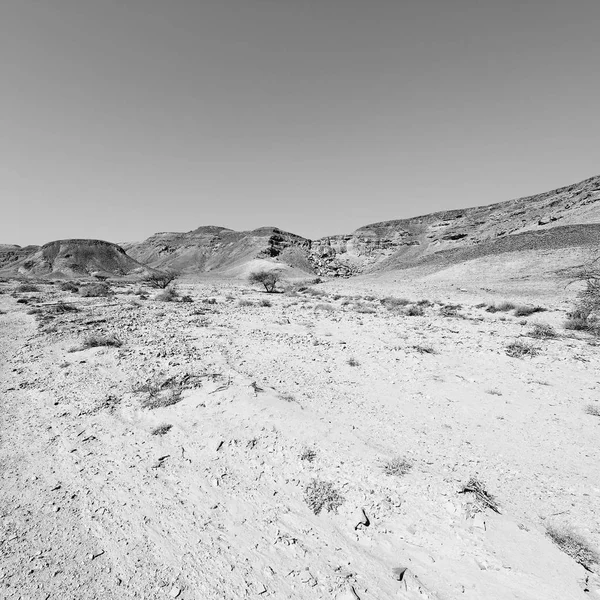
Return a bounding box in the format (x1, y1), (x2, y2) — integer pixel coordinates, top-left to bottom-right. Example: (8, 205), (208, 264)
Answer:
(1, 175), (600, 600)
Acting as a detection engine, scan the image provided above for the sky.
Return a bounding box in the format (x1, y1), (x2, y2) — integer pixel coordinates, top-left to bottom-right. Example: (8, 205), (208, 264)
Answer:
(1, 0), (599, 246)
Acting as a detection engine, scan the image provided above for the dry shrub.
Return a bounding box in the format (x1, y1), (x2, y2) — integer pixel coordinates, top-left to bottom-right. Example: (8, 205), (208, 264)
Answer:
(300, 447), (317, 462)
(151, 424), (172, 436)
(314, 302), (334, 311)
(82, 334), (122, 349)
(406, 305), (425, 316)
(529, 322), (557, 338)
(16, 283), (40, 293)
(379, 296), (410, 310)
(79, 283), (112, 297)
(238, 299), (253, 307)
(144, 271), (177, 289)
(347, 357), (359, 366)
(59, 281), (79, 292)
(155, 287), (178, 302)
(459, 477), (500, 513)
(487, 301), (516, 313)
(304, 479), (344, 515)
(514, 305), (546, 317)
(505, 340), (539, 358)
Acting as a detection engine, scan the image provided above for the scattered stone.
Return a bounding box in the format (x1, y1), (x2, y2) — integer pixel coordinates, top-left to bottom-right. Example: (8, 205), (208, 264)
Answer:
(354, 508), (370, 530)
(169, 586), (182, 598)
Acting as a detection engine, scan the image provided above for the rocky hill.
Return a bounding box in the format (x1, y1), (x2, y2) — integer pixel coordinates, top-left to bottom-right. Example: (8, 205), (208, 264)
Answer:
(0, 239), (151, 278)
(3, 174), (600, 280)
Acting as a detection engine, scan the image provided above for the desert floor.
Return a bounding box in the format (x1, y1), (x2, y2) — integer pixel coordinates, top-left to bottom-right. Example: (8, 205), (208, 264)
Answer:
(1, 274), (599, 600)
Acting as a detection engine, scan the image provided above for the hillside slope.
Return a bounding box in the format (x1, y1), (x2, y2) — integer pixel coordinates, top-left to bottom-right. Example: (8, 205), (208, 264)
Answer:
(0, 239), (151, 278)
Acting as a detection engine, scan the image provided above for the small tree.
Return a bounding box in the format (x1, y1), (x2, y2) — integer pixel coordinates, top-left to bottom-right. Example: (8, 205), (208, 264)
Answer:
(248, 269), (282, 293)
(144, 271), (177, 289)
(566, 258), (600, 333)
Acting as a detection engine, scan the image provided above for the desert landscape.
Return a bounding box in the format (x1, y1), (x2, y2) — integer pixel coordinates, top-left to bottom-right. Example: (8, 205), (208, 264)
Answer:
(1, 176), (600, 599)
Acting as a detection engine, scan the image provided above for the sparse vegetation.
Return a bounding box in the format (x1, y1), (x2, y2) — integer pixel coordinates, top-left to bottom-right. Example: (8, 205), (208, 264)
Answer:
(300, 447), (317, 462)
(347, 357), (360, 366)
(412, 344), (436, 354)
(180, 294), (193, 303)
(16, 283), (40, 293)
(406, 305), (425, 316)
(155, 287), (178, 302)
(144, 271), (177, 289)
(585, 404), (600, 417)
(151, 424), (173, 436)
(248, 270), (282, 293)
(380, 297), (411, 309)
(505, 340), (539, 358)
(440, 303), (462, 317)
(304, 479), (344, 515)
(383, 456), (412, 477)
(486, 301), (516, 313)
(546, 526), (599, 571)
(59, 281), (79, 292)
(314, 302), (334, 311)
(513, 304), (546, 317)
(459, 477), (500, 513)
(564, 259), (600, 336)
(79, 283), (112, 297)
(486, 388), (503, 396)
(259, 299), (272, 307)
(529, 322), (557, 338)
(354, 302), (376, 314)
(141, 386), (183, 410)
(238, 299), (253, 307)
(82, 334), (123, 349)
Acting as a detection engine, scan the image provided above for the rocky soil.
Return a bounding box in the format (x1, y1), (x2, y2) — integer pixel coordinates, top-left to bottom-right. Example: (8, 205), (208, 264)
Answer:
(1, 275), (599, 599)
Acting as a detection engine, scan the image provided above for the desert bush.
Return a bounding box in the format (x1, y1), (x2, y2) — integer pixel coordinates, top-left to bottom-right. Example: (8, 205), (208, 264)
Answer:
(248, 270), (282, 293)
(487, 301), (516, 313)
(380, 297), (411, 309)
(529, 322), (557, 338)
(202, 298), (217, 304)
(564, 315), (596, 332)
(486, 388), (503, 396)
(49, 301), (80, 314)
(16, 283), (40, 293)
(585, 404), (600, 417)
(238, 299), (254, 307)
(505, 340), (539, 358)
(82, 334), (122, 348)
(151, 424), (173, 436)
(314, 302), (334, 312)
(440, 305), (461, 317)
(300, 447), (317, 462)
(304, 479), (344, 515)
(155, 287), (178, 302)
(546, 526), (599, 571)
(347, 357), (360, 366)
(406, 305), (425, 317)
(59, 281), (79, 292)
(383, 457), (412, 477)
(144, 271), (177, 289)
(259, 299), (272, 307)
(514, 305), (546, 317)
(412, 344), (436, 354)
(180, 294), (193, 303)
(79, 283), (112, 297)
(303, 287), (327, 298)
(416, 299), (434, 307)
(354, 302), (376, 314)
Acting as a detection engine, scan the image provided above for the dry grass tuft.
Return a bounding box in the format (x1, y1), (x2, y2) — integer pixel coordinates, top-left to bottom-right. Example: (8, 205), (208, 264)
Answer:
(151, 423), (173, 436)
(529, 322), (557, 338)
(383, 457), (412, 477)
(304, 479), (344, 515)
(79, 283), (112, 297)
(505, 340), (539, 358)
(546, 526), (599, 571)
(514, 305), (547, 317)
(585, 404), (600, 417)
(82, 334), (122, 349)
(459, 477), (500, 513)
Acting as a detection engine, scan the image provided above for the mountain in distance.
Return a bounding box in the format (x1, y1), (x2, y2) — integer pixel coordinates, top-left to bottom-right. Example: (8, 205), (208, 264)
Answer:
(2, 174), (600, 279)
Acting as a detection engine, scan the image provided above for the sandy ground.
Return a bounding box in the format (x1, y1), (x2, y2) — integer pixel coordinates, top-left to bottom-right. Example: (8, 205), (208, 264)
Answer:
(1, 275), (599, 599)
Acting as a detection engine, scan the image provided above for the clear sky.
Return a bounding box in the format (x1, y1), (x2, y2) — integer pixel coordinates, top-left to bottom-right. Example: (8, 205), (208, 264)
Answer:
(2, 0), (599, 245)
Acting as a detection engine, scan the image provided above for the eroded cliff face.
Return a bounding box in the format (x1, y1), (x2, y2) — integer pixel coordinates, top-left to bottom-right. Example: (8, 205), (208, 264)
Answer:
(309, 174), (600, 275)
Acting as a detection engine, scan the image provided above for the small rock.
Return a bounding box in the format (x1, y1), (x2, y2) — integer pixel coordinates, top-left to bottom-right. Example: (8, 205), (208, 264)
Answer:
(169, 586), (182, 598)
